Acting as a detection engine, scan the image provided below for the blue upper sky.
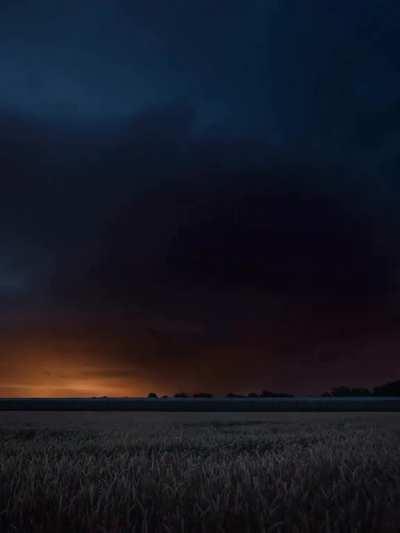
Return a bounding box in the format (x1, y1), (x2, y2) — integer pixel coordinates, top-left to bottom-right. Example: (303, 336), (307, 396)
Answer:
(1, 1), (398, 158)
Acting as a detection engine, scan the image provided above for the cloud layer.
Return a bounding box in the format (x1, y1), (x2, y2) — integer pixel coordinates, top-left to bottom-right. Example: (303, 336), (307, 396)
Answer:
(0, 1), (399, 394)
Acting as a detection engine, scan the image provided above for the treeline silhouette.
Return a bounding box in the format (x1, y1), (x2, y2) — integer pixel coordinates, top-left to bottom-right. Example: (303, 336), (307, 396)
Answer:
(145, 380), (400, 399)
(322, 379), (400, 397)
(147, 390), (293, 399)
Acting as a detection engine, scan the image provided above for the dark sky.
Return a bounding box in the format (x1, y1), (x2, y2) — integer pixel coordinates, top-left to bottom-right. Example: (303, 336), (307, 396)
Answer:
(1, 0), (400, 396)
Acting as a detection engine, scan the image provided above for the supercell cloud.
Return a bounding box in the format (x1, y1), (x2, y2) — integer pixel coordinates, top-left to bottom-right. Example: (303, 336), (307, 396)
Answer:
(0, 1), (399, 395)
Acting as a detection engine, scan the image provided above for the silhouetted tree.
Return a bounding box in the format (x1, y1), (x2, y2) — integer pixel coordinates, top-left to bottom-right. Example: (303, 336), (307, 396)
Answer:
(331, 386), (352, 397)
(261, 390), (274, 397)
(174, 392), (190, 398)
(147, 392), (158, 398)
(193, 392), (213, 398)
(261, 390), (293, 398)
(331, 386), (371, 397)
(247, 392), (259, 398)
(226, 392), (244, 398)
(373, 380), (400, 396)
(350, 388), (371, 396)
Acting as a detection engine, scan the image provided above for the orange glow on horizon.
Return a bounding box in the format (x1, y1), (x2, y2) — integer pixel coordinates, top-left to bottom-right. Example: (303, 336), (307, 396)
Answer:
(0, 344), (154, 398)
(0, 368), (154, 398)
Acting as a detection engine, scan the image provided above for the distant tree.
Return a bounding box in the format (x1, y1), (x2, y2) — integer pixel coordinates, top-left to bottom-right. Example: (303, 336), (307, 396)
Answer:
(226, 392), (244, 398)
(373, 380), (400, 396)
(261, 390), (274, 397)
(174, 392), (190, 398)
(161, 395), (169, 399)
(247, 392), (259, 398)
(147, 392), (158, 399)
(331, 386), (371, 397)
(193, 392), (213, 398)
(321, 392), (332, 397)
(261, 390), (293, 398)
(331, 386), (352, 397)
(350, 388), (371, 396)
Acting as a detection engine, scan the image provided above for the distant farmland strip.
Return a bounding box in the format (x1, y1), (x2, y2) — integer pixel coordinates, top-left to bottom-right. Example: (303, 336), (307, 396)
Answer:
(0, 397), (400, 411)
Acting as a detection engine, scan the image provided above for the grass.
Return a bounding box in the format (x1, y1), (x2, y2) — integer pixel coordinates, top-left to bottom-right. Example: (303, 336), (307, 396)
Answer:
(0, 412), (399, 532)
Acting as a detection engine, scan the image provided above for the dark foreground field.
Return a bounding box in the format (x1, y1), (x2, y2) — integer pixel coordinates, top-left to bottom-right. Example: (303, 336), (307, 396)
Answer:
(0, 412), (399, 532)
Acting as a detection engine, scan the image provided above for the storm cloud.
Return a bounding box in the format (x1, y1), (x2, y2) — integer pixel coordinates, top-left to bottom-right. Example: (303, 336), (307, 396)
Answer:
(0, 1), (399, 395)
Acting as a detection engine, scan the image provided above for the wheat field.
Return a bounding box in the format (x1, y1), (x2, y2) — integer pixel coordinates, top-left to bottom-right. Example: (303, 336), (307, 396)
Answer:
(0, 412), (399, 532)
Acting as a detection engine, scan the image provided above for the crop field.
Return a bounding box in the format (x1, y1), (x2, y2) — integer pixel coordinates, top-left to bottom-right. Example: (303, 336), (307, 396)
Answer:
(0, 412), (399, 532)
